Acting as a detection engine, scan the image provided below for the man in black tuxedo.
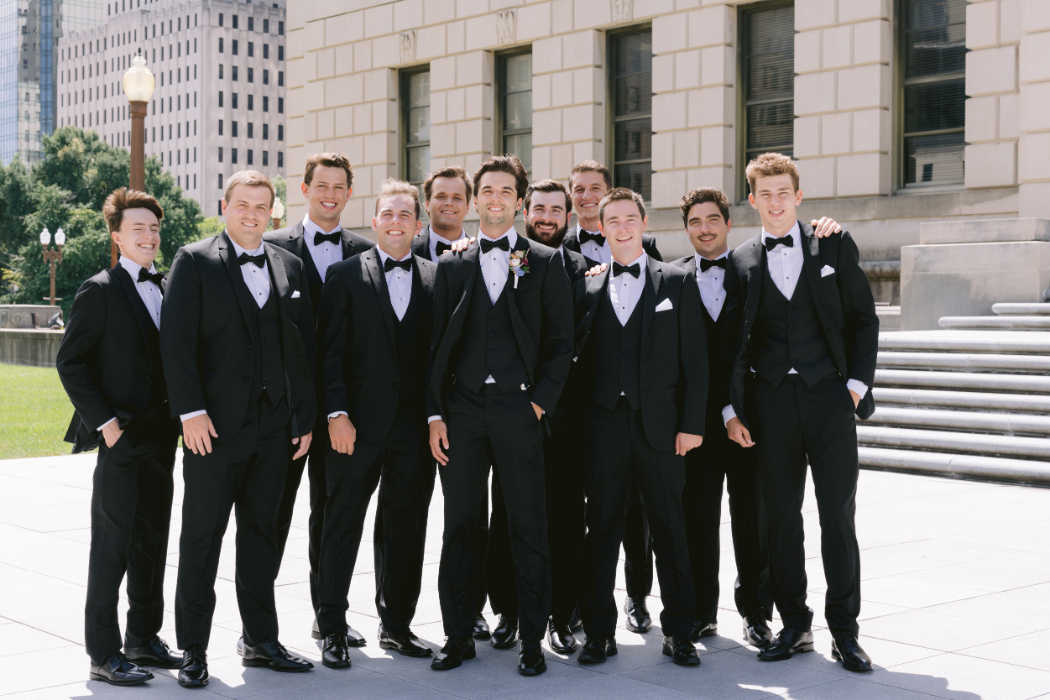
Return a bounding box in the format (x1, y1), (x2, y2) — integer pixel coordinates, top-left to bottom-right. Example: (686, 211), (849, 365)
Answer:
(314, 180), (437, 669)
(485, 179), (590, 655)
(57, 189), (181, 687)
(572, 188), (707, 668)
(427, 156), (573, 676)
(723, 153), (879, 673)
(263, 153), (374, 646)
(162, 171), (317, 687)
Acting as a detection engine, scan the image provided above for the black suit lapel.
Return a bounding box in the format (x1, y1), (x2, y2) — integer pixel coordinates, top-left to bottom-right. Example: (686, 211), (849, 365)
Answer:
(641, 256), (662, 344)
(220, 232), (259, 342)
(364, 249), (399, 353)
(265, 245), (292, 318)
(415, 255), (436, 327)
(450, 243), (480, 323)
(563, 227), (582, 254)
(339, 230), (360, 261)
(505, 238), (538, 382)
(295, 224), (324, 288)
(112, 265), (154, 350)
(412, 231), (429, 261)
(575, 269), (609, 356)
(744, 240), (766, 335)
(799, 222), (835, 337)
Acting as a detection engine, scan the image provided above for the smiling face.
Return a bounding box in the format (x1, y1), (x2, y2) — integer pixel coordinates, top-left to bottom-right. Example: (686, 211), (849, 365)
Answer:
(599, 199), (648, 265)
(749, 173), (803, 237)
(524, 190), (570, 248)
(373, 193), (422, 259)
(111, 208), (161, 269)
(302, 164), (352, 231)
(686, 202), (731, 259)
(474, 171), (522, 238)
(424, 176), (469, 240)
(570, 170), (608, 230)
(222, 184), (273, 249)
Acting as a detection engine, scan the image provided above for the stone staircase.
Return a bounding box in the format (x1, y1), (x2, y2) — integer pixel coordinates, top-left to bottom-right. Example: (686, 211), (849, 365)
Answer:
(859, 304), (1050, 485)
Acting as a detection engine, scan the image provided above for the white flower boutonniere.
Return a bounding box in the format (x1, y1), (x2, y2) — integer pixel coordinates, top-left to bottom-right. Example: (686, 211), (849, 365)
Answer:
(509, 249), (530, 289)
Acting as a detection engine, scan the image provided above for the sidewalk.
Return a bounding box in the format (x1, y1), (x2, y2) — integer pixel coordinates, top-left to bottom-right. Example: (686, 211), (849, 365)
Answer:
(1, 453), (1049, 699)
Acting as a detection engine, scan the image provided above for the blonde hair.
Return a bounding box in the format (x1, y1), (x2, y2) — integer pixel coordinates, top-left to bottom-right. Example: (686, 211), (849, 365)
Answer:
(224, 170), (276, 207)
(745, 153), (800, 195)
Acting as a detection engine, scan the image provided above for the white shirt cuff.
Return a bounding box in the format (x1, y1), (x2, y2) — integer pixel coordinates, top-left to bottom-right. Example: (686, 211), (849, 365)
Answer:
(722, 404), (737, 427)
(428, 415), (443, 424)
(180, 410), (208, 421)
(846, 379), (869, 399)
(328, 411), (348, 421)
(97, 417), (117, 432)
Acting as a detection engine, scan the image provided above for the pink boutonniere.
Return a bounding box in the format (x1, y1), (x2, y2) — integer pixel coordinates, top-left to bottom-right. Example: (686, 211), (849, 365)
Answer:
(508, 249), (530, 288)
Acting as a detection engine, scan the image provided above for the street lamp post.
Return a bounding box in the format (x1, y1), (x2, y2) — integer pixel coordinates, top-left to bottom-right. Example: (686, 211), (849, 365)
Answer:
(40, 227), (65, 307)
(271, 198), (285, 230)
(120, 50), (156, 268)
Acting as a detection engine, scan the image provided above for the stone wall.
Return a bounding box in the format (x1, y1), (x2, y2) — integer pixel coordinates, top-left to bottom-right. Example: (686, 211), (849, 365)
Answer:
(0, 330), (65, 369)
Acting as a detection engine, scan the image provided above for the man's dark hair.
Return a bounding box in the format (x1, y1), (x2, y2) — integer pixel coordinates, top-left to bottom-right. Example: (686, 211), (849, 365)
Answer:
(102, 187), (164, 232)
(598, 188), (646, 223)
(680, 187), (730, 226)
(523, 179), (572, 213)
(423, 165), (473, 202)
(304, 152), (354, 189)
(570, 159), (612, 189)
(375, 178), (421, 220)
(472, 155), (529, 201)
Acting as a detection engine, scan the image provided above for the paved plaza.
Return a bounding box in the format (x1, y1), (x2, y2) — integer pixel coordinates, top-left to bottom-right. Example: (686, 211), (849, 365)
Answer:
(1, 454), (1050, 699)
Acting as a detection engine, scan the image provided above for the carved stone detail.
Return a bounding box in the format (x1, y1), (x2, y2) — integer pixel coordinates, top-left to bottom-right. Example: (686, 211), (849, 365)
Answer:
(611, 0), (634, 23)
(399, 31), (417, 63)
(497, 10), (517, 45)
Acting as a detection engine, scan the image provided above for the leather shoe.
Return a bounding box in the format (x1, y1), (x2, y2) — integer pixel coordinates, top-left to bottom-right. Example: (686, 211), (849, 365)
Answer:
(379, 625), (433, 657)
(757, 628), (814, 661)
(578, 635), (617, 664)
(663, 635), (701, 666)
(472, 613), (491, 640)
(624, 596), (652, 633)
(90, 653), (154, 686)
(322, 633), (351, 669)
(518, 640), (547, 676)
(431, 636), (476, 670)
(568, 608), (584, 633)
(241, 641), (314, 672)
(744, 611), (774, 648)
(178, 644), (209, 688)
(546, 619), (578, 654)
(490, 615), (519, 649)
(312, 618), (365, 646)
(690, 621), (717, 643)
(832, 633), (873, 673)
(125, 635), (181, 669)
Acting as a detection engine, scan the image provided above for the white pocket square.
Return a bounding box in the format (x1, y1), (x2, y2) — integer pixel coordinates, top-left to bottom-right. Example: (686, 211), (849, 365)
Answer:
(291, 290), (301, 298)
(820, 265), (836, 278)
(654, 298), (674, 312)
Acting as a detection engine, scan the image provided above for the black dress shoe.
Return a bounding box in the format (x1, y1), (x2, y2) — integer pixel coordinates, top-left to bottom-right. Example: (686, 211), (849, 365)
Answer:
(832, 633), (873, 673)
(90, 653), (154, 686)
(757, 628), (814, 661)
(662, 635), (701, 666)
(313, 618), (366, 647)
(473, 613), (491, 640)
(546, 619), (578, 654)
(241, 641), (314, 672)
(379, 626), (433, 657)
(578, 635), (617, 664)
(744, 612), (774, 648)
(178, 645), (209, 688)
(518, 640), (547, 676)
(125, 635), (181, 669)
(690, 621), (717, 643)
(431, 636), (476, 670)
(322, 633), (351, 669)
(624, 596), (652, 633)
(490, 615), (519, 649)
(568, 608), (584, 633)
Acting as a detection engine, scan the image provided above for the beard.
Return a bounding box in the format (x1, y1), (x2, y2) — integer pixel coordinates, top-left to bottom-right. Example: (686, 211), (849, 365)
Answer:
(525, 219), (569, 249)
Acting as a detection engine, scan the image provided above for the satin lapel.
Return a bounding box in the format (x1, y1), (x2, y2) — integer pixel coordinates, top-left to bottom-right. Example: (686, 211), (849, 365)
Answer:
(575, 268), (608, 351)
(641, 256), (662, 344)
(364, 249), (398, 353)
(506, 239), (538, 379)
(415, 255), (436, 327)
(745, 240), (765, 331)
(296, 225), (324, 287)
(800, 222), (835, 334)
(265, 244), (292, 320)
(563, 226), (582, 254)
(220, 233), (258, 341)
(450, 243), (480, 322)
(113, 265), (153, 350)
(339, 230), (356, 261)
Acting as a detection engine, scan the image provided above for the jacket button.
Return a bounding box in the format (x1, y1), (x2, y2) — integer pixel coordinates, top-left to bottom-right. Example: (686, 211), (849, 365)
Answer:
(248, 344), (253, 350)
(621, 331), (627, 336)
(491, 315), (497, 321)
(243, 375), (250, 381)
(619, 381), (625, 386)
(489, 332), (495, 337)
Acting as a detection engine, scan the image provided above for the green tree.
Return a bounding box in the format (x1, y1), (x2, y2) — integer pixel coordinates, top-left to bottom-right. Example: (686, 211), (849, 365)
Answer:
(198, 216), (226, 240)
(270, 174), (287, 230)
(0, 157), (34, 258)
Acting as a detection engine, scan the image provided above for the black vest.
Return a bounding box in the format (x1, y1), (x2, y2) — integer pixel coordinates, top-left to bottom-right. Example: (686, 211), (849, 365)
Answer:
(751, 263), (837, 387)
(144, 318), (167, 413)
(454, 269), (529, 393)
(591, 287), (643, 411)
(700, 299), (728, 418)
(394, 278), (426, 424)
(246, 289), (286, 406)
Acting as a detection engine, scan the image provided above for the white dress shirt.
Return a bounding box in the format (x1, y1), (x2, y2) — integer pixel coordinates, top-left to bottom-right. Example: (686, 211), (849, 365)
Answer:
(609, 253), (647, 325)
(377, 249), (413, 321)
(579, 228), (611, 264)
(694, 251), (727, 322)
(302, 214), (342, 285)
(428, 226), (467, 263)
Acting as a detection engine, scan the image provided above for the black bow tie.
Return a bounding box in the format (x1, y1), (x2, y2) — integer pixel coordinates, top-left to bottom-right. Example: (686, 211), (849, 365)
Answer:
(613, 262), (640, 278)
(579, 230), (605, 246)
(384, 257), (412, 273)
(435, 241), (452, 256)
(314, 230), (341, 246)
(480, 237), (510, 254)
(699, 257), (727, 273)
(238, 252), (266, 268)
(137, 268), (165, 286)
(764, 235), (794, 252)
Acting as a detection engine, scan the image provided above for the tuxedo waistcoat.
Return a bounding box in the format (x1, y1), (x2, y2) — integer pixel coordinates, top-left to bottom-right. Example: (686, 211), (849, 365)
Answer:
(590, 287), (643, 411)
(751, 263), (837, 387)
(700, 301), (729, 418)
(246, 288), (287, 406)
(393, 282), (426, 423)
(453, 269), (529, 393)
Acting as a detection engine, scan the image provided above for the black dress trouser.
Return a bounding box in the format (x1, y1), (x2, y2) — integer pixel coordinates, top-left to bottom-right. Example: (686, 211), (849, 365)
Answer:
(622, 479), (654, 601)
(581, 398), (695, 638)
(316, 419), (430, 636)
(84, 414), (178, 665)
(175, 397), (290, 650)
(751, 374), (862, 636)
(438, 384), (551, 641)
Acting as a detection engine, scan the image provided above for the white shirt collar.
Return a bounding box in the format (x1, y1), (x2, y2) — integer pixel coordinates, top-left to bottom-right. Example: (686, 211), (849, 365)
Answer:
(761, 221), (801, 248)
(227, 232), (264, 257)
(377, 247), (412, 264)
(429, 226), (466, 243)
(119, 255), (157, 278)
(480, 225), (517, 250)
(694, 249), (729, 271)
(303, 213), (341, 237)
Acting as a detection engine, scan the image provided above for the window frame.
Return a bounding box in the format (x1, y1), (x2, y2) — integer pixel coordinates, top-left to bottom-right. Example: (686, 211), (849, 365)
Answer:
(495, 47), (534, 176)
(606, 23), (654, 202)
(399, 65), (432, 192)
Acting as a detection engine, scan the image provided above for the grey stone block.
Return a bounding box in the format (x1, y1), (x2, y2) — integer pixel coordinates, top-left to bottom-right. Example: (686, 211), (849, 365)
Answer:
(873, 387), (1050, 414)
(940, 315), (1050, 329)
(875, 368), (1050, 393)
(859, 446), (1050, 485)
(857, 426), (1050, 459)
(877, 350), (1050, 372)
(0, 305), (61, 329)
(919, 217), (1050, 245)
(0, 329), (64, 368)
(860, 407), (1050, 435)
(878, 329), (1050, 354)
(993, 302), (1050, 315)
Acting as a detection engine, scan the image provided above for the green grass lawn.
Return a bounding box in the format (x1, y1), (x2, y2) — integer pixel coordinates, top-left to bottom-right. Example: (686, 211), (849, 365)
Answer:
(0, 363), (76, 459)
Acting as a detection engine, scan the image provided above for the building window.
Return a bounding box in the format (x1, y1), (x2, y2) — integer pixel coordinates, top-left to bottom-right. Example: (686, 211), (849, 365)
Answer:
(219, 119), (223, 135)
(232, 14), (238, 29)
(248, 41), (254, 57)
(277, 97), (283, 114)
(232, 121), (238, 137)
(247, 149), (253, 165)
(263, 69), (269, 85)
(401, 68), (431, 191)
(232, 39), (239, 55)
(248, 95), (254, 110)
(263, 123), (269, 139)
(219, 64), (223, 79)
(218, 146), (223, 162)
(248, 67), (254, 83)
(232, 148), (238, 164)
(901, 0), (967, 187)
(219, 174), (224, 189)
(248, 17), (254, 32)
(263, 19), (269, 34)
(232, 65), (238, 81)
(248, 123), (254, 138)
(219, 90), (224, 107)
(233, 93), (239, 109)
(278, 124), (284, 141)
(219, 37), (223, 53)
(278, 71), (284, 87)
(609, 28), (653, 201)
(498, 51), (533, 175)
(278, 45), (284, 61)
(263, 96), (269, 112)
(264, 44), (269, 59)
(739, 1), (795, 196)
(263, 150), (269, 167)
(278, 151), (284, 167)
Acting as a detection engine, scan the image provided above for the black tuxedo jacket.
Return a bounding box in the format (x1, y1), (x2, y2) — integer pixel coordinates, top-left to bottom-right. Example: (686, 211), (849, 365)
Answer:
(316, 249), (436, 442)
(670, 254), (731, 413)
(572, 256), (709, 451)
(263, 222), (375, 311)
(57, 265), (171, 453)
(427, 236), (574, 419)
(722, 222), (879, 426)
(563, 225), (663, 262)
(160, 232), (318, 440)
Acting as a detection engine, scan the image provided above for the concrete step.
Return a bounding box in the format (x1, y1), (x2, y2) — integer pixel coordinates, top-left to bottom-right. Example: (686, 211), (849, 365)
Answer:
(873, 387), (1050, 413)
(861, 407), (1050, 436)
(859, 446), (1050, 485)
(856, 425), (1050, 460)
(939, 316), (1050, 331)
(877, 351), (1050, 374)
(992, 303), (1050, 316)
(875, 368), (1050, 394)
(876, 305), (900, 332)
(878, 330), (1050, 355)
